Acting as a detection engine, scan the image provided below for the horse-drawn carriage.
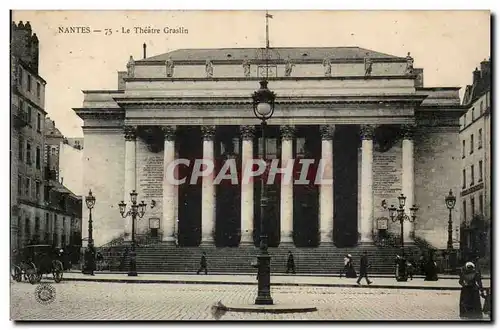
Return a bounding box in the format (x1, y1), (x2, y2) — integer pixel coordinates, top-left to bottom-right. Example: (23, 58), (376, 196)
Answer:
(11, 244), (64, 284)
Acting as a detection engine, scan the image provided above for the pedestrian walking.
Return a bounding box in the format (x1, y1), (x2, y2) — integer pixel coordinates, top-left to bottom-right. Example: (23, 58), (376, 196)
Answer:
(286, 251), (296, 274)
(406, 256), (415, 280)
(197, 252), (208, 275)
(356, 251), (372, 285)
(459, 261), (484, 319)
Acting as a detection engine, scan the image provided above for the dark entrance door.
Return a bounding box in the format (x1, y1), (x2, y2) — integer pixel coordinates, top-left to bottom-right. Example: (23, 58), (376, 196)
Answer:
(333, 125), (359, 247)
(293, 127), (320, 247)
(215, 128), (241, 247)
(177, 126), (202, 247)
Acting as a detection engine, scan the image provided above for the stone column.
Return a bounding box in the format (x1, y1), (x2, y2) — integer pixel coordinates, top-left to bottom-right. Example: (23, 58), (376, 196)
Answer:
(401, 124), (415, 242)
(201, 125), (216, 245)
(123, 126), (137, 241)
(359, 125), (375, 243)
(174, 148), (179, 243)
(319, 124), (335, 245)
(162, 126), (176, 243)
(280, 125), (295, 245)
(240, 125), (255, 245)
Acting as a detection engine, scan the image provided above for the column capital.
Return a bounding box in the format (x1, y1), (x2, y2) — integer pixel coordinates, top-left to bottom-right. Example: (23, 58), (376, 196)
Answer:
(240, 125), (256, 140)
(319, 125), (336, 140)
(401, 124), (416, 140)
(280, 125), (296, 140)
(124, 126), (137, 141)
(161, 125), (176, 141)
(201, 125), (216, 141)
(360, 125), (376, 140)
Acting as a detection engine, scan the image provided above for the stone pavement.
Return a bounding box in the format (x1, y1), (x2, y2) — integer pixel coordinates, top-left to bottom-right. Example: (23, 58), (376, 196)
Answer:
(60, 271), (491, 290)
(10, 280), (491, 321)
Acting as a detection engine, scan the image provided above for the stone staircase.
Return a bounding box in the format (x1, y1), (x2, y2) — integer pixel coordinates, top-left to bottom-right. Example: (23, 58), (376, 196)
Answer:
(99, 243), (422, 274)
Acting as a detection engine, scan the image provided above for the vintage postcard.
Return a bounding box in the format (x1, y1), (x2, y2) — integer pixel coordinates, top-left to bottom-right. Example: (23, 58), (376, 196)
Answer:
(9, 10), (491, 321)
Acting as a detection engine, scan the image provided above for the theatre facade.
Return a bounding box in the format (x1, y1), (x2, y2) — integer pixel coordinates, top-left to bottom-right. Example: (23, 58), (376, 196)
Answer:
(75, 46), (463, 250)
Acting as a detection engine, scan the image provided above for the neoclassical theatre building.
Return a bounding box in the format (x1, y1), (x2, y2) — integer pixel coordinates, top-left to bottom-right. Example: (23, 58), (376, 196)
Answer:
(75, 47), (463, 251)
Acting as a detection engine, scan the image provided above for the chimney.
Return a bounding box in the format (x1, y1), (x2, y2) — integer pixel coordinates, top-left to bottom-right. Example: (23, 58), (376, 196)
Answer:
(480, 59), (490, 78)
(473, 67), (481, 85)
(143, 43), (147, 59)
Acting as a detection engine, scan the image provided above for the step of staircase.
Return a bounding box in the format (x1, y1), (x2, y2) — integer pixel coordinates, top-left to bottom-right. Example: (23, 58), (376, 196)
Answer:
(99, 243), (422, 274)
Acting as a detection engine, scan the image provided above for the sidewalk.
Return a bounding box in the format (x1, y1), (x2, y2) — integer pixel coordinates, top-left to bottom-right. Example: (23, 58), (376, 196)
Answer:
(62, 271), (490, 291)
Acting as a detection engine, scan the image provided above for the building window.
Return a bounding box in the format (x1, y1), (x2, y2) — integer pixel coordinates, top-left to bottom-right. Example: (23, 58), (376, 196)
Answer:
(25, 217), (30, 241)
(479, 160), (483, 182)
(19, 99), (24, 112)
(35, 181), (40, 200)
(26, 143), (31, 165)
(462, 140), (466, 158)
(470, 165), (475, 186)
(25, 178), (30, 197)
(36, 82), (41, 98)
(37, 113), (41, 132)
(17, 175), (22, 196)
(470, 134), (474, 154)
(463, 200), (467, 222)
(479, 193), (484, 215)
(478, 128), (482, 149)
(36, 146), (41, 169)
(27, 106), (32, 125)
(471, 196), (475, 216)
(18, 67), (23, 86)
(18, 136), (23, 161)
(51, 147), (56, 155)
(480, 101), (484, 114)
(462, 169), (466, 189)
(471, 108), (475, 121)
(27, 74), (32, 92)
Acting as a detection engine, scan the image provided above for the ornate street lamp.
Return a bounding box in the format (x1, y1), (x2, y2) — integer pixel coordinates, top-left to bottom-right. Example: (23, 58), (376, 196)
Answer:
(445, 190), (456, 250)
(85, 189), (96, 246)
(118, 190), (147, 276)
(83, 189), (96, 275)
(388, 194), (418, 253)
(252, 79), (276, 305)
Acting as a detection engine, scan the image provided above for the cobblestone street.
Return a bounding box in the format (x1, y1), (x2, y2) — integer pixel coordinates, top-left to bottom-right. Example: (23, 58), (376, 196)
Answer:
(10, 280), (487, 321)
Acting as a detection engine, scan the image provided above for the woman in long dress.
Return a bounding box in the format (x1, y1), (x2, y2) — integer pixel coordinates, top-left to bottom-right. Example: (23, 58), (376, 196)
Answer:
(459, 262), (484, 319)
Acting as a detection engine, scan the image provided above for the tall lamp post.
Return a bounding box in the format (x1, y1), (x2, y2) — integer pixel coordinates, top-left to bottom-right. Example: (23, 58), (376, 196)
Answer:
(252, 79), (276, 305)
(83, 189), (96, 275)
(118, 190), (147, 276)
(388, 194), (418, 253)
(445, 190), (456, 250)
(445, 190), (457, 273)
(85, 189), (96, 246)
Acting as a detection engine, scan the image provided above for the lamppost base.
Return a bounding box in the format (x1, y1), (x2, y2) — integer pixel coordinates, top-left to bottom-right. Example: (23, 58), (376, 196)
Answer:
(255, 296), (274, 305)
(128, 271), (138, 277)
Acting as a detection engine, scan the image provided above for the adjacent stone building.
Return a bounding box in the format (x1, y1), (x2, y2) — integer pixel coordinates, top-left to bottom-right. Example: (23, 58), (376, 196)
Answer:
(459, 59), (491, 259)
(11, 21), (83, 251)
(75, 46), (464, 252)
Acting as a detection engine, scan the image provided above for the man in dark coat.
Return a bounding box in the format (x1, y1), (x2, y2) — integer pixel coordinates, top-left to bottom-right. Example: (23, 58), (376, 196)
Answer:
(357, 251), (372, 285)
(286, 251), (296, 274)
(197, 252), (208, 275)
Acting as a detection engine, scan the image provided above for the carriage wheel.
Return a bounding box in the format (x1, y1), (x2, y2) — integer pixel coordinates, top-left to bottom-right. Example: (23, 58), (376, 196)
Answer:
(52, 260), (64, 283)
(12, 265), (22, 282)
(25, 263), (39, 284)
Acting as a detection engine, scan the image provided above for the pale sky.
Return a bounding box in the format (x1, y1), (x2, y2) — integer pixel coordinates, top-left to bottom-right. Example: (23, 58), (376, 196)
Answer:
(12, 10), (490, 137)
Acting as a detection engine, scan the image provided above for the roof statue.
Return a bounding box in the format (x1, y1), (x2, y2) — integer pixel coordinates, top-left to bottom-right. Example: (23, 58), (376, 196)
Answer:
(126, 56), (135, 78)
(405, 52), (414, 75)
(364, 55), (372, 76)
(323, 57), (332, 76)
(165, 57), (175, 77)
(242, 58), (251, 77)
(284, 57), (294, 77)
(205, 59), (214, 78)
